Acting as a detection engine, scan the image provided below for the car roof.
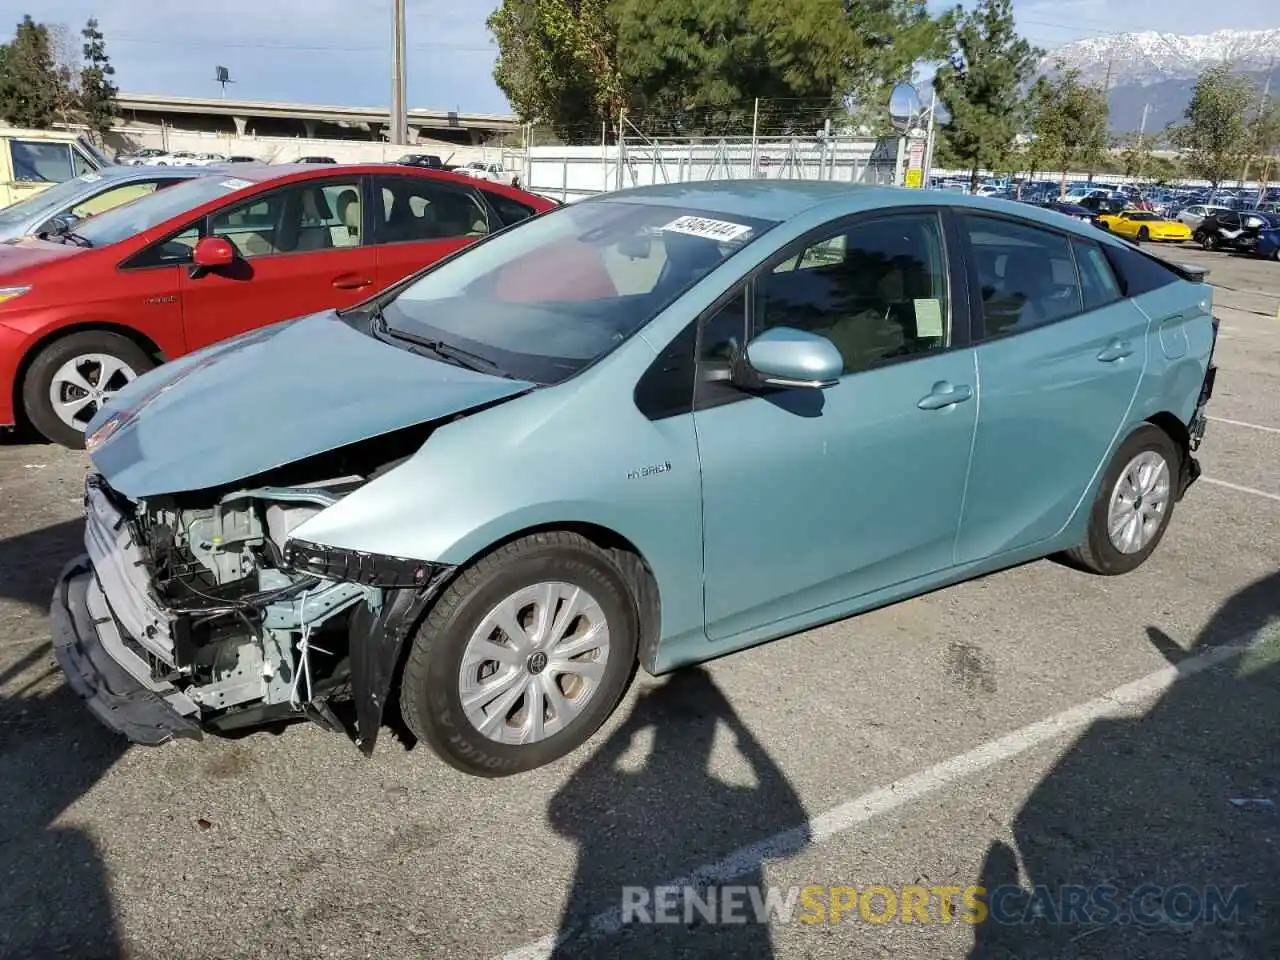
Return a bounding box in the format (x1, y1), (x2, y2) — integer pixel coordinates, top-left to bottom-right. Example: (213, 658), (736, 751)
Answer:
(586, 180), (1128, 235)
(86, 164), (199, 182)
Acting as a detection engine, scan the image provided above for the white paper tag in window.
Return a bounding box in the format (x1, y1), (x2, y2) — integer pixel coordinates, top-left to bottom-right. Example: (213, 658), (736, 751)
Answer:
(914, 299), (944, 338)
(660, 215), (753, 243)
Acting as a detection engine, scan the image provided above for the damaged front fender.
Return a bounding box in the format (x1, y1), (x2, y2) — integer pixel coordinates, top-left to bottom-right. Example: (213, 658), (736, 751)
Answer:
(345, 563), (456, 754)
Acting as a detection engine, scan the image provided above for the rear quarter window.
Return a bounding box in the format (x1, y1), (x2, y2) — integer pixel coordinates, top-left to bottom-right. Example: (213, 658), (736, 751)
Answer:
(1100, 242), (1183, 297)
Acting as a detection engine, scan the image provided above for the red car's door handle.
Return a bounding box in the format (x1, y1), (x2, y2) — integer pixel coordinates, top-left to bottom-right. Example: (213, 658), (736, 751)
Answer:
(332, 275), (373, 290)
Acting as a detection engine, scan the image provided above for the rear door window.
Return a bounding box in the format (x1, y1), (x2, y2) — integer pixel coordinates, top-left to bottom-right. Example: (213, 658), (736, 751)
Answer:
(373, 175), (490, 244)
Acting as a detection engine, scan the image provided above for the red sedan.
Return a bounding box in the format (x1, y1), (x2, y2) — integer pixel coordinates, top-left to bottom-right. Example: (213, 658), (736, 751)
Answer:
(0, 163), (556, 447)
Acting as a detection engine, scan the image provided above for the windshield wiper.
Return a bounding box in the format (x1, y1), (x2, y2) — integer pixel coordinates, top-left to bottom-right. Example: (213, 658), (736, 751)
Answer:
(374, 310), (514, 378)
(61, 231), (93, 248)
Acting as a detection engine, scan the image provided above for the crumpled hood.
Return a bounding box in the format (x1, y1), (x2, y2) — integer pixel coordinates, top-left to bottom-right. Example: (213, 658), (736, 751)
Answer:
(86, 311), (534, 499)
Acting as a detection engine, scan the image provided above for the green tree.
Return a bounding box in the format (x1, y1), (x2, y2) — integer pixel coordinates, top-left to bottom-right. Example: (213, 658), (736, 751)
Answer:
(78, 17), (117, 142)
(1168, 64), (1253, 192)
(0, 15), (62, 128)
(488, 0), (952, 142)
(932, 0), (1040, 192)
(1027, 64), (1109, 197)
(488, 0), (623, 144)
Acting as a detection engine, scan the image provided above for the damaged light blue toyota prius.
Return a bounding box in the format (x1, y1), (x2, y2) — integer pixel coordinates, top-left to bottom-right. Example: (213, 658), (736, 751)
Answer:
(50, 181), (1219, 777)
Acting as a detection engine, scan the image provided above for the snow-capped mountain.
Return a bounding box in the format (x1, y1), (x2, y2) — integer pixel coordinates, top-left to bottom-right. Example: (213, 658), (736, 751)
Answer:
(1036, 29), (1279, 131)
(1041, 28), (1280, 87)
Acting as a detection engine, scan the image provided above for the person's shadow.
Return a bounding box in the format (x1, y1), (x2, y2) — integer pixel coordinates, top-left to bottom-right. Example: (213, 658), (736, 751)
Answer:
(0, 519), (127, 959)
(546, 666), (809, 959)
(968, 570), (1280, 959)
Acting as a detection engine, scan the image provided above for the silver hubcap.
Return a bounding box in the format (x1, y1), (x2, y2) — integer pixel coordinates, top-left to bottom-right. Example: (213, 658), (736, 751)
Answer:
(48, 353), (137, 431)
(1107, 450), (1171, 555)
(458, 581), (611, 745)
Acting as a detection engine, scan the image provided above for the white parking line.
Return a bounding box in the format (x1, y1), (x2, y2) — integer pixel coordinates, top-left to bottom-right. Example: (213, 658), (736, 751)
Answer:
(1208, 416), (1280, 435)
(495, 638), (1260, 960)
(1202, 477), (1280, 503)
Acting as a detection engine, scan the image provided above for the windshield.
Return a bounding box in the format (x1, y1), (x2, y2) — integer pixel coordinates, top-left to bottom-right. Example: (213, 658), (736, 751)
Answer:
(379, 199), (776, 385)
(72, 174), (249, 247)
(0, 173), (100, 225)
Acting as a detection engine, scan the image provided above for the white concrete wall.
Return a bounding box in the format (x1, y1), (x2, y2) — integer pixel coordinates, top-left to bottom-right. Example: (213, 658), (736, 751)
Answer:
(108, 124), (521, 170)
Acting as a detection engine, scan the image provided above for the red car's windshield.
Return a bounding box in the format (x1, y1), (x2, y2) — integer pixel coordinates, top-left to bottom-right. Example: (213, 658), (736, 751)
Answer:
(72, 174), (255, 247)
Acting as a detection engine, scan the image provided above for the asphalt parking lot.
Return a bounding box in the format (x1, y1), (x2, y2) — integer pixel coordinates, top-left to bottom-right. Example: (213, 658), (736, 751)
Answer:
(1, 243), (1277, 960)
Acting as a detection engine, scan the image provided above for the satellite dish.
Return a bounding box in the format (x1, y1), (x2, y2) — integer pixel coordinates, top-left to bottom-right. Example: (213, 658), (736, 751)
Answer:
(888, 82), (922, 135)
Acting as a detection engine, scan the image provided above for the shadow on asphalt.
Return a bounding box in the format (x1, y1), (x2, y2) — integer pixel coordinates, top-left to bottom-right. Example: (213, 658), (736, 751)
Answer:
(969, 570), (1280, 959)
(0, 518), (126, 960)
(546, 666), (809, 959)
(0, 518), (84, 610)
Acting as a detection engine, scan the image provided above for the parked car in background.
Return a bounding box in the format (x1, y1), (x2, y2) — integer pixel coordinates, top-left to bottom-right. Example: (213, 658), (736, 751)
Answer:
(0, 163), (556, 447)
(1256, 221), (1280, 261)
(0, 128), (109, 208)
(1176, 204), (1232, 229)
(1040, 201), (1100, 226)
(298, 156), (337, 164)
(456, 160), (521, 188)
(142, 151), (198, 166)
(116, 147), (167, 165)
(1095, 210), (1192, 243)
(50, 182), (1219, 776)
(1195, 210), (1280, 253)
(398, 154), (445, 169)
(225, 155), (262, 164)
(1076, 194), (1129, 216)
(0, 165), (202, 243)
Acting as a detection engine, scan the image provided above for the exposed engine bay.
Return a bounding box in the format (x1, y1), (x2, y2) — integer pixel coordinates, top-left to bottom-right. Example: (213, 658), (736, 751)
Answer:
(73, 457), (450, 748)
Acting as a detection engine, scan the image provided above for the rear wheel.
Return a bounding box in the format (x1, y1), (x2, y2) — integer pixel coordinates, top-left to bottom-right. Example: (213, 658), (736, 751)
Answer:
(399, 531), (639, 776)
(1137, 226), (1150, 243)
(1200, 232), (1216, 251)
(21, 331), (154, 449)
(1063, 424), (1180, 576)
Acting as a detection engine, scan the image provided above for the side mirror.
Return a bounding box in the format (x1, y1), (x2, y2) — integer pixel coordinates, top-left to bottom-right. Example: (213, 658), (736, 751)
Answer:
(734, 327), (843, 390)
(192, 236), (236, 268)
(38, 212), (80, 239)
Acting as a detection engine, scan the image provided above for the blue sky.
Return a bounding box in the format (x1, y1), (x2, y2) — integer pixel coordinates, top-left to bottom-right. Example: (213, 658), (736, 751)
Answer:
(5, 0), (1279, 114)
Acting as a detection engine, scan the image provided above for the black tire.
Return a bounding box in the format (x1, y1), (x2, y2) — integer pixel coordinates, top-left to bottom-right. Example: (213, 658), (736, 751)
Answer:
(1137, 227), (1150, 243)
(1200, 232), (1216, 251)
(20, 330), (154, 449)
(399, 531), (640, 777)
(1063, 424), (1181, 576)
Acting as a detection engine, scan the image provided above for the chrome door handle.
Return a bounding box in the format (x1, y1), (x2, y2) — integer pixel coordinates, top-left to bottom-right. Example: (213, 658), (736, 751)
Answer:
(1097, 340), (1134, 362)
(918, 383), (973, 410)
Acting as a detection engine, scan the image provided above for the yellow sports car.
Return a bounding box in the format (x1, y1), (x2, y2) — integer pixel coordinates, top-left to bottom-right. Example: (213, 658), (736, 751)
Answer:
(1095, 210), (1192, 243)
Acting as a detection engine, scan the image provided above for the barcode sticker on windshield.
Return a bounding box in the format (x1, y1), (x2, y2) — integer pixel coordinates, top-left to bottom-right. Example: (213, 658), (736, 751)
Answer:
(219, 178), (253, 190)
(661, 215), (753, 243)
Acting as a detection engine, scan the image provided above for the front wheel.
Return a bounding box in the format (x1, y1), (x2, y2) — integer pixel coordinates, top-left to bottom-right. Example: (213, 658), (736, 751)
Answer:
(1200, 232), (1216, 251)
(1062, 424), (1180, 576)
(1137, 227), (1150, 243)
(399, 532), (639, 776)
(21, 331), (154, 449)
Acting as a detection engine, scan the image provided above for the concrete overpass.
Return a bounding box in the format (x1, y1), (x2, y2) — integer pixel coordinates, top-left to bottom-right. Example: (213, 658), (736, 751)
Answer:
(114, 92), (521, 146)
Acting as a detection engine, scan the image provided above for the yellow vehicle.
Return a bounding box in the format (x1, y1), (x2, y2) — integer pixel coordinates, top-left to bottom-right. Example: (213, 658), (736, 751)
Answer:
(1095, 210), (1193, 243)
(0, 127), (109, 209)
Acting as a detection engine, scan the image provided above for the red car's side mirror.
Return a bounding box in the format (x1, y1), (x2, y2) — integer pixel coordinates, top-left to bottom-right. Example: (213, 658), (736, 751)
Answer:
(192, 236), (236, 268)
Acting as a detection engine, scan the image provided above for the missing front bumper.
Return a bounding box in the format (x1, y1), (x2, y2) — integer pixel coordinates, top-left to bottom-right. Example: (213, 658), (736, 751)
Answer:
(50, 556), (203, 746)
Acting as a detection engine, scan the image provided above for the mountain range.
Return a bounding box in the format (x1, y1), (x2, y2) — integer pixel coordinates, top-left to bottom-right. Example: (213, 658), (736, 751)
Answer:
(1036, 28), (1279, 133)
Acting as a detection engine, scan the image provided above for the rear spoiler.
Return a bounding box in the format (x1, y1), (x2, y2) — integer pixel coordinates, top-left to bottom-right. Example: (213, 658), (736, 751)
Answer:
(1172, 262), (1210, 284)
